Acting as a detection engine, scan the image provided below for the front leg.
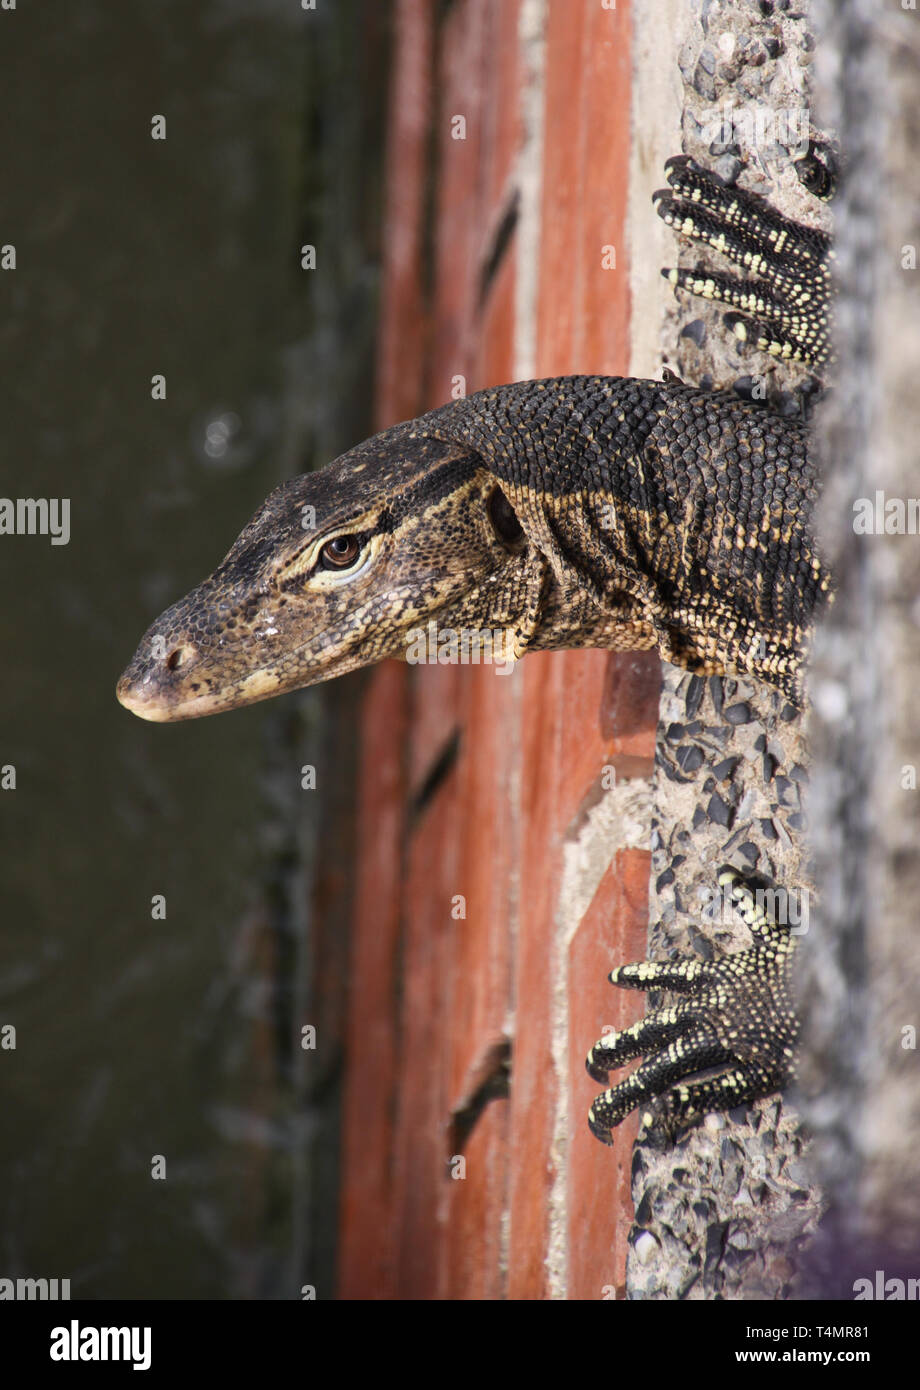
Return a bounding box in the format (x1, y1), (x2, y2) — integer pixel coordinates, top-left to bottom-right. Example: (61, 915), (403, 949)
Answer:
(654, 154), (833, 367)
(586, 867), (799, 1144)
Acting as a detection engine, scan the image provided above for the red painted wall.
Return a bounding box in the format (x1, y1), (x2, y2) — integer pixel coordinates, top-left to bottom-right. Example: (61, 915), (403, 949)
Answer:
(338, 0), (657, 1300)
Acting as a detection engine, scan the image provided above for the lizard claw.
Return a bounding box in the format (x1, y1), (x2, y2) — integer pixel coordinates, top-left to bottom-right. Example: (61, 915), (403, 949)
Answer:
(654, 156), (832, 366)
(586, 866), (800, 1143)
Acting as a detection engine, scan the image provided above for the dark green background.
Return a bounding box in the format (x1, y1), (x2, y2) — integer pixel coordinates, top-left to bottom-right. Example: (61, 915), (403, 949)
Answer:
(0, 0), (388, 1298)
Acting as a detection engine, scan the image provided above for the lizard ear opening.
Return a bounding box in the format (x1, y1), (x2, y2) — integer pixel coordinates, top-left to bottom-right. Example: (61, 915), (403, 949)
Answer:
(487, 485), (525, 549)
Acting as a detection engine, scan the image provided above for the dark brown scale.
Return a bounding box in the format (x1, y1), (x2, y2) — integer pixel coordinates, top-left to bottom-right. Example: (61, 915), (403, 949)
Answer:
(423, 370), (826, 707)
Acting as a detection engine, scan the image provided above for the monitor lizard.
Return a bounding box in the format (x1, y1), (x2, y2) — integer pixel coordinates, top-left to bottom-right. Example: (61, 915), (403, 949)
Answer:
(117, 157), (833, 1145)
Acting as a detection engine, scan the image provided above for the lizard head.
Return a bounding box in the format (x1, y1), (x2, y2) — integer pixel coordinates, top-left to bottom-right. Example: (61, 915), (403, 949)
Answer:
(116, 423), (539, 721)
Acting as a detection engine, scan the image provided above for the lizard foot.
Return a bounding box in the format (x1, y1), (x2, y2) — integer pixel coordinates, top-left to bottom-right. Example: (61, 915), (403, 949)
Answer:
(586, 866), (800, 1145)
(654, 155), (832, 366)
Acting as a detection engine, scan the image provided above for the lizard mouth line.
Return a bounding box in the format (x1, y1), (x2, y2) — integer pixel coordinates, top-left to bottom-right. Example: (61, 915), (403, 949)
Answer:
(115, 579), (480, 722)
(115, 678), (239, 722)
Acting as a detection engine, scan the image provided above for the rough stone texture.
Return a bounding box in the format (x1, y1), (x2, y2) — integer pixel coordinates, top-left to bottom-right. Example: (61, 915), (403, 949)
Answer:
(798, 0), (920, 1296)
(626, 0), (832, 1299)
(629, 671), (822, 1299)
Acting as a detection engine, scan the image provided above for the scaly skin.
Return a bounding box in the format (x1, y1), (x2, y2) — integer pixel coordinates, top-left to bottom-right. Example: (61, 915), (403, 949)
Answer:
(116, 375), (828, 722)
(586, 869), (800, 1143)
(117, 157), (833, 1141)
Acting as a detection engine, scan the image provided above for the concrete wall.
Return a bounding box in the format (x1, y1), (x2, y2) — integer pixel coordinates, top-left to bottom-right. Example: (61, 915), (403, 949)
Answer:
(333, 0), (918, 1301)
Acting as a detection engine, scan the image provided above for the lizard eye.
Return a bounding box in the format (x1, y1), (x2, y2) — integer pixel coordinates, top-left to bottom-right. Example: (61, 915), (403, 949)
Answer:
(319, 534), (362, 570)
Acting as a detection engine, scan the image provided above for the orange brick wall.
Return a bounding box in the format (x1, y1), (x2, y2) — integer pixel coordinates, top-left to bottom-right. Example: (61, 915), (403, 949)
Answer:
(338, 0), (657, 1301)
